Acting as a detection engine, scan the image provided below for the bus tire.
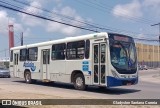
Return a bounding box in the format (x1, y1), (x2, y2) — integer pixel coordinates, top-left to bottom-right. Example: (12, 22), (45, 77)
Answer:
(24, 72), (32, 84)
(73, 73), (86, 90)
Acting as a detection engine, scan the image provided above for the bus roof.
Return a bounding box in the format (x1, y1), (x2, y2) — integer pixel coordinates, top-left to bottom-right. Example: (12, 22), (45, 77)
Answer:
(11, 32), (108, 50)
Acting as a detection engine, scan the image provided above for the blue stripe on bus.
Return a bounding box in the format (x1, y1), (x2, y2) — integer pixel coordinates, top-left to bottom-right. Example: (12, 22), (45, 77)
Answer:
(107, 76), (138, 87)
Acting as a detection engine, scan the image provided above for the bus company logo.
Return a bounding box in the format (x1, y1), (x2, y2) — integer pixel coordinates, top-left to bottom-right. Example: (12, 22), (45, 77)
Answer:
(23, 62), (36, 71)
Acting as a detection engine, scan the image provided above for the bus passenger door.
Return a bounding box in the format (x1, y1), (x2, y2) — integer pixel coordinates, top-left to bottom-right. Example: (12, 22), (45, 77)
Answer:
(14, 53), (19, 77)
(42, 49), (50, 80)
(93, 43), (107, 86)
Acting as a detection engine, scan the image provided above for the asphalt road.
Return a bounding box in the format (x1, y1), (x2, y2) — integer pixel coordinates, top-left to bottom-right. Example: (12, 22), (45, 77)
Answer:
(0, 69), (160, 99)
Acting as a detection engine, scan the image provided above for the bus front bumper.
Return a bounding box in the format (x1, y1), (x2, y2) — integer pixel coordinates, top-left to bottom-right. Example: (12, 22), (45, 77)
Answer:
(107, 76), (138, 87)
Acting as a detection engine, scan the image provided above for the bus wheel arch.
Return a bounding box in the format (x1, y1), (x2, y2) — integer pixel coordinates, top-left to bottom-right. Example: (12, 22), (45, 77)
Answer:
(71, 70), (86, 90)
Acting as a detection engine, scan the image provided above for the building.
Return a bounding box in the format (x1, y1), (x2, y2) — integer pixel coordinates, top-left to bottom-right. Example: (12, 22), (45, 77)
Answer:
(136, 43), (160, 68)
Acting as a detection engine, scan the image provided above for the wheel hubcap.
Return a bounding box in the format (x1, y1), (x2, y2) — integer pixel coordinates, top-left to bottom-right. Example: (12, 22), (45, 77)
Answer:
(76, 77), (83, 87)
(26, 74), (30, 82)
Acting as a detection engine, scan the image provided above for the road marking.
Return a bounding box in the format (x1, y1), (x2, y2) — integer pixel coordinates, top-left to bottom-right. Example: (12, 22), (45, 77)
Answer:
(139, 76), (160, 84)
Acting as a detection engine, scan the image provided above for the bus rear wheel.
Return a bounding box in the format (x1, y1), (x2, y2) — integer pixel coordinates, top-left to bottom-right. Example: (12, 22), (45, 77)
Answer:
(73, 73), (86, 90)
(24, 72), (32, 84)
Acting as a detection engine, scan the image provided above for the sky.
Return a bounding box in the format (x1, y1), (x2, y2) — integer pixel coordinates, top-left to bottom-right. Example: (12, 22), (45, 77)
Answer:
(0, 0), (160, 57)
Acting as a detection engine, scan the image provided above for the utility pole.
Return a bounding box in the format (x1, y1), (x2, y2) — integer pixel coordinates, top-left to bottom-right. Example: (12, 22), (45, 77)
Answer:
(21, 32), (23, 46)
(151, 23), (160, 68)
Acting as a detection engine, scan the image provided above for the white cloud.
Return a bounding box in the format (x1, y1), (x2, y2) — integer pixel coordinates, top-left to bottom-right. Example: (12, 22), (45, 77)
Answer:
(52, 0), (62, 5)
(19, 0), (91, 35)
(54, 0), (61, 3)
(23, 28), (31, 37)
(0, 10), (32, 41)
(19, 1), (44, 26)
(0, 10), (23, 35)
(61, 6), (76, 17)
(112, 0), (142, 19)
(27, 0), (53, 6)
(137, 33), (145, 38)
(0, 11), (9, 34)
(143, 0), (160, 7)
(46, 6), (85, 35)
(143, 0), (160, 16)
(14, 24), (24, 33)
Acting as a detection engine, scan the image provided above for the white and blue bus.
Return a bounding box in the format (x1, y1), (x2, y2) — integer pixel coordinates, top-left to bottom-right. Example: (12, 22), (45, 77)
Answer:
(10, 32), (138, 90)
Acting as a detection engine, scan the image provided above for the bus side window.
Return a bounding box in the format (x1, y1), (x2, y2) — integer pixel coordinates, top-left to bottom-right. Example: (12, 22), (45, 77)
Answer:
(67, 40), (85, 60)
(85, 39), (90, 59)
(20, 49), (27, 61)
(52, 43), (66, 60)
(28, 47), (38, 61)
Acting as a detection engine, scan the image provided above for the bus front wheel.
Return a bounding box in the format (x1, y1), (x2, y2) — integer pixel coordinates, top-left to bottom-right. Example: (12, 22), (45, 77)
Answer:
(73, 73), (86, 90)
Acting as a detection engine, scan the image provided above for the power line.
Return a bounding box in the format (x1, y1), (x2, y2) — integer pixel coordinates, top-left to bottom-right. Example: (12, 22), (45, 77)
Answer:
(77, 0), (153, 25)
(3, 0), (110, 32)
(134, 38), (159, 42)
(6, 0), (141, 33)
(12, 0), (101, 29)
(0, 26), (22, 40)
(0, 1), (158, 40)
(1, 0), (157, 37)
(21, 33), (160, 43)
(0, 1), (99, 33)
(0, 40), (21, 54)
(87, 0), (155, 23)
(151, 23), (160, 44)
(12, 0), (116, 32)
(151, 23), (160, 37)
(10, 0), (158, 37)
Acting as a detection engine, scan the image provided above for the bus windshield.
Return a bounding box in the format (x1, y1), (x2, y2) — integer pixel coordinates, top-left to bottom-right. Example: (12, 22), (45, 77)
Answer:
(109, 34), (137, 74)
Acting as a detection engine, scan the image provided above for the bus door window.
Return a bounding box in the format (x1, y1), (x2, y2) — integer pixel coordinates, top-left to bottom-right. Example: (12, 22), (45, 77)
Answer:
(101, 44), (106, 63)
(14, 54), (18, 65)
(94, 45), (98, 63)
(93, 43), (106, 84)
(43, 51), (46, 64)
(43, 50), (50, 64)
(100, 44), (106, 84)
(93, 45), (99, 83)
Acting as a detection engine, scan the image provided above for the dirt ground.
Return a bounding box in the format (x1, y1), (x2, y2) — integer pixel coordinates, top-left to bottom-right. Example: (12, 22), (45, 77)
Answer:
(0, 69), (160, 108)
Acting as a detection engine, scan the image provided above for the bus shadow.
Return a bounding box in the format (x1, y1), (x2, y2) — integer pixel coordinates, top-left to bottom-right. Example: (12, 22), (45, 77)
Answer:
(86, 87), (141, 95)
(13, 80), (140, 95)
